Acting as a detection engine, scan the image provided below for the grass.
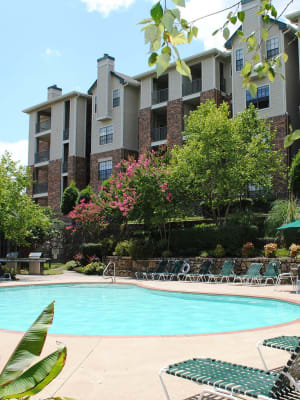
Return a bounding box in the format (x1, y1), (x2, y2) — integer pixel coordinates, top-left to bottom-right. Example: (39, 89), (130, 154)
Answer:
(43, 263), (68, 275)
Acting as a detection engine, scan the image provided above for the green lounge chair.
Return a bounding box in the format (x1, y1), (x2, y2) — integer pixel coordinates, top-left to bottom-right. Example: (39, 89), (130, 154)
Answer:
(141, 260), (169, 280)
(257, 335), (300, 371)
(208, 260), (235, 283)
(161, 260), (184, 280)
(233, 262), (263, 284)
(184, 259), (213, 282)
(257, 261), (280, 285)
(160, 341), (300, 400)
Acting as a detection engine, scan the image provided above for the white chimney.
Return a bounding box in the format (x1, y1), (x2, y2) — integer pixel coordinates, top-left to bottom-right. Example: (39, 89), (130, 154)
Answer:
(47, 85), (62, 100)
(97, 54), (115, 120)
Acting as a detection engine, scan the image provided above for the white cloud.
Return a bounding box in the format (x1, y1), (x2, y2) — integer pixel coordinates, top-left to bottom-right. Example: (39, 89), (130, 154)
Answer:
(81, 0), (135, 16)
(182, 0), (298, 50)
(0, 140), (28, 166)
(44, 48), (62, 57)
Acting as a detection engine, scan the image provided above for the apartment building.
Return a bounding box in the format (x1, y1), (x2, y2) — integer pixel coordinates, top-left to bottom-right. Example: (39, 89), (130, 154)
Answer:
(24, 86), (91, 210)
(24, 0), (300, 212)
(226, 0), (300, 157)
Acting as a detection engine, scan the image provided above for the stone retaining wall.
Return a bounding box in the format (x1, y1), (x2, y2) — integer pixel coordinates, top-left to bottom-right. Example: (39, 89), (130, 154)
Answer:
(105, 256), (300, 278)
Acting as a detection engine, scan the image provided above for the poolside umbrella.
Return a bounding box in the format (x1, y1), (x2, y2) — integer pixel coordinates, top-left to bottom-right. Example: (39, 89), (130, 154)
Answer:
(277, 219), (300, 230)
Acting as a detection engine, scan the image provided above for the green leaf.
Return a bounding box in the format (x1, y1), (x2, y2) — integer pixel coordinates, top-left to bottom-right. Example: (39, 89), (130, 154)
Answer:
(144, 25), (160, 44)
(192, 26), (198, 37)
(151, 38), (161, 51)
(170, 8), (180, 20)
(176, 59), (191, 80)
(263, 15), (270, 23)
(162, 46), (171, 55)
(262, 28), (268, 41)
(237, 11), (245, 22)
(170, 32), (188, 45)
(212, 29), (219, 36)
(268, 67), (275, 82)
(0, 302), (54, 386)
(156, 52), (171, 77)
(0, 346), (67, 399)
(149, 52), (158, 66)
(241, 62), (252, 77)
(248, 83), (257, 97)
(138, 18), (153, 25)
(161, 10), (175, 32)
(151, 2), (163, 24)
(253, 53), (260, 63)
(172, 0), (185, 6)
(284, 133), (294, 148)
(229, 16), (237, 25)
(237, 30), (244, 37)
(271, 5), (277, 18)
(281, 52), (288, 63)
(223, 27), (230, 40)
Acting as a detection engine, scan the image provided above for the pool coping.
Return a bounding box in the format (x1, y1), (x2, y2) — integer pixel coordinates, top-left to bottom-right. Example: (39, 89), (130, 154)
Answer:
(1, 279), (300, 338)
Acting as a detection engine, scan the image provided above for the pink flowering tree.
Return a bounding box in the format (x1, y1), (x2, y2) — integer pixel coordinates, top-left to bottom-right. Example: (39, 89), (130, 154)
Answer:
(100, 151), (184, 243)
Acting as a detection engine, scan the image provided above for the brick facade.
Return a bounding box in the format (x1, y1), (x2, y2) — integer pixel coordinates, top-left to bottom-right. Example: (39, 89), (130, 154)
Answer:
(90, 149), (138, 193)
(68, 156), (87, 190)
(48, 159), (62, 211)
(167, 99), (183, 147)
(138, 107), (151, 153)
(200, 89), (231, 108)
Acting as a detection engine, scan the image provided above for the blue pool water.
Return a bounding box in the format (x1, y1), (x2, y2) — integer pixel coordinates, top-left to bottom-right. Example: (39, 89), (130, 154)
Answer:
(0, 284), (299, 336)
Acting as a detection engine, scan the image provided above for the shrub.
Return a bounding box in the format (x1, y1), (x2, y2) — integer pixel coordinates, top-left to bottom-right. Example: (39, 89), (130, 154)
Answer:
(214, 244), (225, 257)
(127, 239), (154, 260)
(242, 242), (255, 257)
(61, 180), (79, 215)
(82, 243), (102, 259)
(74, 252), (84, 264)
(264, 243), (277, 258)
(114, 240), (130, 256)
(200, 250), (209, 257)
(77, 185), (94, 204)
(275, 247), (289, 258)
(65, 260), (78, 270)
(81, 262), (105, 275)
(161, 250), (172, 257)
(289, 243), (300, 258)
(101, 237), (116, 256)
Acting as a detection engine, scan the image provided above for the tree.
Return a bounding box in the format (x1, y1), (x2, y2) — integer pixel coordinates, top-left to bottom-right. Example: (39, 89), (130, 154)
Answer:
(170, 101), (285, 223)
(140, 0), (299, 96)
(77, 184), (94, 204)
(61, 181), (79, 215)
(0, 152), (52, 247)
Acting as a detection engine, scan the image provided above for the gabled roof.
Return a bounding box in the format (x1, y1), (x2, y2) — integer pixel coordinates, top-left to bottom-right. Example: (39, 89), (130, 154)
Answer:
(87, 71), (140, 95)
(225, 17), (292, 49)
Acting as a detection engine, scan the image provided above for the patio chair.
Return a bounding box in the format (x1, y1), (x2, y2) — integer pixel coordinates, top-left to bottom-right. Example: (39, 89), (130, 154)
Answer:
(233, 262), (263, 285)
(207, 260), (235, 283)
(256, 261), (280, 285)
(184, 259), (213, 282)
(257, 335), (300, 371)
(160, 340), (300, 400)
(162, 260), (184, 280)
(146, 260), (170, 280)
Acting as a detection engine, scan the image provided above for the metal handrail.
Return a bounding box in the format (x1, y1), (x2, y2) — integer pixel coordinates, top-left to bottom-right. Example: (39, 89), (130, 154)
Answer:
(103, 261), (116, 283)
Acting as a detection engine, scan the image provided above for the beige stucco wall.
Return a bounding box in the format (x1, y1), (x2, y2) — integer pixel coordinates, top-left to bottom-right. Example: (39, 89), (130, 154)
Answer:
(28, 113), (36, 165)
(49, 102), (63, 161)
(140, 76), (152, 109)
(96, 58), (114, 120)
(74, 97), (87, 158)
(123, 86), (139, 151)
(169, 69), (181, 101)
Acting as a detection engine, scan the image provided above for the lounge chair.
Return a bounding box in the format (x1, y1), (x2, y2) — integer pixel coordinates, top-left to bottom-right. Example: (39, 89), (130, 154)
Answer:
(257, 335), (300, 371)
(256, 261), (280, 285)
(233, 262), (263, 284)
(162, 260), (184, 280)
(184, 259), (213, 282)
(160, 341), (300, 400)
(146, 260), (169, 280)
(207, 260), (235, 283)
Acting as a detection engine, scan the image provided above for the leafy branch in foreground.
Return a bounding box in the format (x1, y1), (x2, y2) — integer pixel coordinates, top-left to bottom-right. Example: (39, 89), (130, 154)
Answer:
(0, 302), (75, 400)
(139, 0), (299, 96)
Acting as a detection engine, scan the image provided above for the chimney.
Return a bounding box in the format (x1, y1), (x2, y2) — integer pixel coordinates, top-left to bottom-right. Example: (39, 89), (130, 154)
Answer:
(96, 54), (115, 120)
(47, 84), (62, 100)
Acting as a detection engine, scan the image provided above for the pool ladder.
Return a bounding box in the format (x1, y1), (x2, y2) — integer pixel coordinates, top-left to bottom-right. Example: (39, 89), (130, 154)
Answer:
(103, 261), (116, 283)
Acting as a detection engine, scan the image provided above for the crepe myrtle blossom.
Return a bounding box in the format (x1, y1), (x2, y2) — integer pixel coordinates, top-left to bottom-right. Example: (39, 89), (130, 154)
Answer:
(67, 198), (108, 233)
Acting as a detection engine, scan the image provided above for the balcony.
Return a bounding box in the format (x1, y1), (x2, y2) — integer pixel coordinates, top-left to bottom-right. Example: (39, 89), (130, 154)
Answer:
(36, 119), (51, 133)
(62, 160), (68, 173)
(220, 78), (226, 93)
(182, 78), (202, 97)
(152, 88), (168, 105)
(63, 128), (69, 141)
(152, 126), (167, 142)
(35, 150), (49, 164)
(33, 182), (48, 195)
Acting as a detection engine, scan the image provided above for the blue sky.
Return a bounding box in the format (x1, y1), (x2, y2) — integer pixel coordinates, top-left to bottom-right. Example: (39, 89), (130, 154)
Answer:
(0, 0), (294, 165)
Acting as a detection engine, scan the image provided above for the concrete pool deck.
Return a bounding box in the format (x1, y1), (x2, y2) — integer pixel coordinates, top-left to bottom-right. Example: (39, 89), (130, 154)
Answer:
(0, 271), (299, 400)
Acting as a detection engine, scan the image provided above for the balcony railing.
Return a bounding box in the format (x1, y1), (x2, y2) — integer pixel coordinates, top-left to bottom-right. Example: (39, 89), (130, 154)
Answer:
(152, 88), (168, 105)
(63, 128), (69, 140)
(182, 78), (202, 97)
(152, 126), (167, 142)
(220, 78), (226, 93)
(33, 182), (48, 195)
(62, 160), (68, 173)
(36, 119), (51, 133)
(34, 150), (49, 164)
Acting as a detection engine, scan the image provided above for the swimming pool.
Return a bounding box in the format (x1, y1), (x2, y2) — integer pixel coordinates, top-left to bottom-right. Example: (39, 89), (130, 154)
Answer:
(0, 284), (299, 336)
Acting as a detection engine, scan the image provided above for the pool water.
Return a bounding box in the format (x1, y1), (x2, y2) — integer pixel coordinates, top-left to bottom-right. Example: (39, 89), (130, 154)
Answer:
(0, 284), (299, 336)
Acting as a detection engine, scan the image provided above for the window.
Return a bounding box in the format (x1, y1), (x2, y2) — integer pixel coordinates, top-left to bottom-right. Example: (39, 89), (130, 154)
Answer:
(99, 160), (112, 180)
(99, 125), (113, 145)
(236, 49), (244, 72)
(246, 85), (270, 109)
(113, 89), (120, 107)
(94, 96), (97, 113)
(266, 37), (279, 60)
